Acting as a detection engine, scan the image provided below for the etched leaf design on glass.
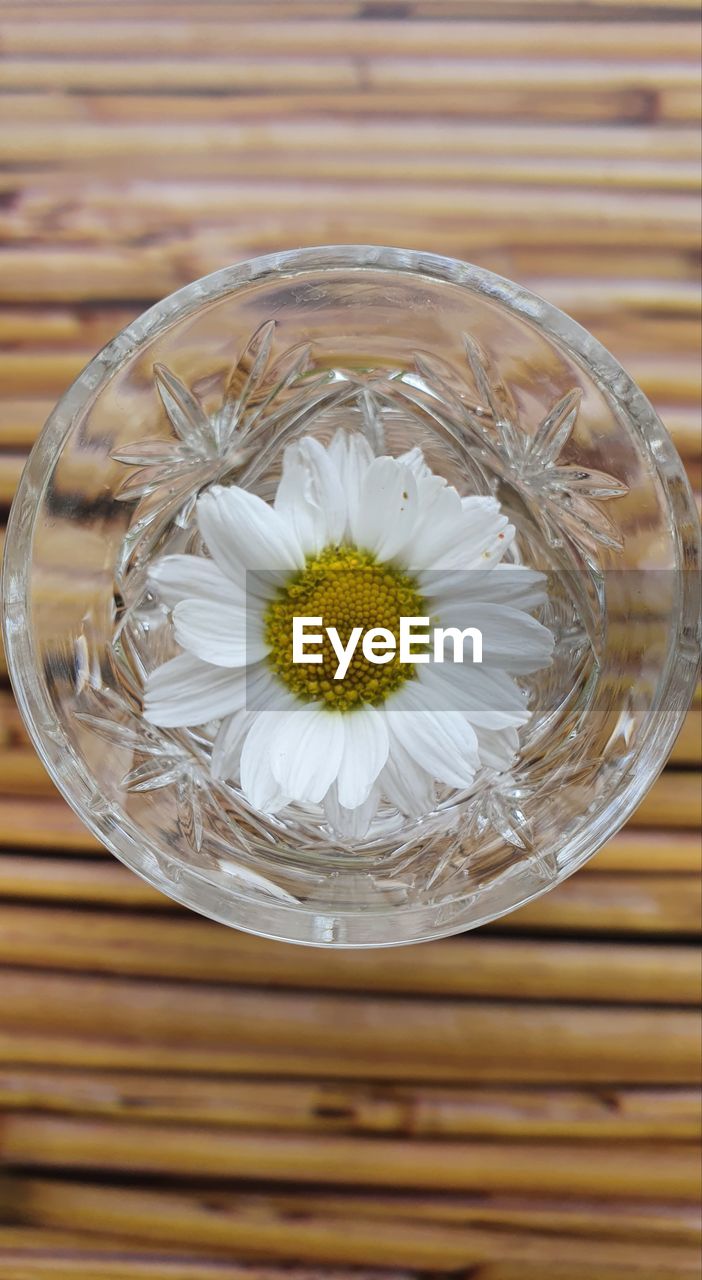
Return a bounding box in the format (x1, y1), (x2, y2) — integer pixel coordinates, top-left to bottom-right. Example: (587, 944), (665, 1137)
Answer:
(111, 320), (327, 531)
(113, 363), (220, 511)
(76, 687), (207, 851)
(462, 332), (522, 459)
(395, 339), (627, 556)
(154, 361), (220, 453)
(397, 334), (628, 561)
(468, 779), (535, 853)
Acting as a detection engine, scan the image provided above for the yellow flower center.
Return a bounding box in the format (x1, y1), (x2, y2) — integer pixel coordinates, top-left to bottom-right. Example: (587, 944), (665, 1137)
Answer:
(264, 545), (427, 710)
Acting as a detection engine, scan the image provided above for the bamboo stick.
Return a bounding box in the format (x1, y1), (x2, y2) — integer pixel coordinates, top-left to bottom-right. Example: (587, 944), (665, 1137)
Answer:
(629, 772), (701, 829)
(0, 693), (24, 745)
(0, 1218), (406, 1280)
(476, 1264), (698, 1280)
(499, 872), (702, 937)
(3, 0), (700, 12)
(7, 1185), (698, 1249)
(1, 148), (696, 192)
(654, 410), (702, 463)
(0, 1069), (699, 1141)
(0, 1262), (683, 1280)
(0, 54), (698, 100)
(2, 20), (700, 61)
(528, 277), (701, 309)
(2, 176), (697, 236)
(403, 0), (702, 10)
(4, 1114), (701, 1202)
(622, 355), (701, 404)
(0, 969), (699, 1083)
(0, 1227), (186, 1255)
(0, 751), (58, 795)
(0, 247), (179, 303)
(0, 1019), (695, 1083)
(1, 156), (699, 208)
(0, 1027), (401, 1078)
(0, 85), (689, 133)
(0, 125), (699, 194)
(4, 0), (702, 11)
(0, 1248), (697, 1280)
(11, 1177), (702, 1271)
(0, 455), (24, 506)
(0, 855), (169, 906)
(585, 318), (701, 357)
(0, 1255), (394, 1280)
(593, 829), (701, 873)
(0, 112), (699, 162)
(0, 1257), (323, 1280)
(0, 1249), (695, 1280)
(512, 250), (696, 283)
(0, 310), (84, 344)
(0, 352), (87, 396)
(0, 904), (697, 1002)
(670, 707), (702, 764)
(0, 797), (101, 851)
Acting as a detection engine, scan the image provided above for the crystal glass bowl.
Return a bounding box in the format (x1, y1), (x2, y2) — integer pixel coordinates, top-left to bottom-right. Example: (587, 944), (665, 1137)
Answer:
(3, 246), (699, 947)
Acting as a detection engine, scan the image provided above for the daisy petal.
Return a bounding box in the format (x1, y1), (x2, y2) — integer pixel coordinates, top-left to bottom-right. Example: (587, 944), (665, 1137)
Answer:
(430, 497), (514, 570)
(439, 603), (554, 674)
(323, 781), (381, 839)
(143, 653), (250, 727)
(417, 662), (530, 729)
(476, 724), (520, 772)
(211, 665), (280, 780)
(328, 430), (374, 533)
(197, 485), (304, 588)
(336, 703), (389, 809)
(172, 598), (267, 668)
(351, 457), (419, 560)
(395, 445), (432, 480)
(148, 554), (237, 609)
(240, 708), (293, 813)
(269, 703), (345, 804)
(386, 682), (479, 789)
(274, 436), (347, 554)
(211, 708), (253, 781)
(401, 478), (463, 569)
(424, 565), (547, 612)
(380, 736), (435, 818)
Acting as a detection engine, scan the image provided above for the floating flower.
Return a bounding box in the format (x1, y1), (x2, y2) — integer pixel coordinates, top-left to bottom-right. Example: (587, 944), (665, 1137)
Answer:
(143, 433), (554, 830)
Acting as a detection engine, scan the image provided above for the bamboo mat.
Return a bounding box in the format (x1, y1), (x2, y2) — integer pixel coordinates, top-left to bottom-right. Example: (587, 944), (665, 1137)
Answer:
(0, 2), (701, 1277)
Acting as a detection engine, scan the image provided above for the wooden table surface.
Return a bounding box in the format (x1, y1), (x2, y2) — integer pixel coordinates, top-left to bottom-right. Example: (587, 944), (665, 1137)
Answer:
(0, 2), (701, 1277)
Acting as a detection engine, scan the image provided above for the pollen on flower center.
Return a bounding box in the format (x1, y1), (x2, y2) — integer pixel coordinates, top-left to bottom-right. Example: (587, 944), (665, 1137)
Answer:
(263, 545), (427, 710)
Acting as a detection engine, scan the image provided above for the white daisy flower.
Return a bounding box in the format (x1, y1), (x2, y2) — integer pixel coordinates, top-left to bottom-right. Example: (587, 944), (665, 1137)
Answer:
(143, 432), (554, 832)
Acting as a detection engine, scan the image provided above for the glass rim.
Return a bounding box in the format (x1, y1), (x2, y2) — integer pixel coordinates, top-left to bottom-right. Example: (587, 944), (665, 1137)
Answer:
(3, 245), (700, 946)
